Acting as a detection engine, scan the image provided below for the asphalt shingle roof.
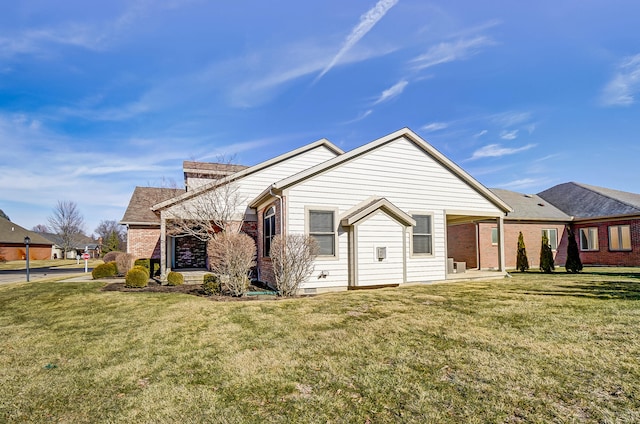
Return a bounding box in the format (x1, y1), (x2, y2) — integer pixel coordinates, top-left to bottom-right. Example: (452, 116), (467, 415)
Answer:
(490, 188), (571, 221)
(0, 217), (54, 245)
(538, 182), (640, 219)
(120, 186), (185, 225)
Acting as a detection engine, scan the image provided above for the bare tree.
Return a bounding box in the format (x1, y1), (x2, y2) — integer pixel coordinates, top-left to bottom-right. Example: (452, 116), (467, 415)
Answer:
(32, 224), (50, 233)
(270, 234), (319, 297)
(165, 158), (247, 241)
(48, 200), (86, 259)
(208, 232), (256, 296)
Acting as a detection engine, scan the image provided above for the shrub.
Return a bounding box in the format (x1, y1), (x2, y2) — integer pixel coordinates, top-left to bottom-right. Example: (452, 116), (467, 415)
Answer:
(565, 227), (583, 273)
(539, 232), (555, 273)
(132, 265), (150, 279)
(516, 231), (529, 272)
(92, 261), (118, 279)
(103, 251), (123, 263)
(125, 267), (149, 288)
(134, 258), (150, 270)
(271, 234), (319, 297)
(202, 273), (221, 295)
(166, 271), (184, 286)
(115, 253), (135, 276)
(208, 232), (256, 296)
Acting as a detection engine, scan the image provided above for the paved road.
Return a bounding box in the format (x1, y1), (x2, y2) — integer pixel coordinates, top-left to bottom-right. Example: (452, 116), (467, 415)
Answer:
(0, 266), (94, 285)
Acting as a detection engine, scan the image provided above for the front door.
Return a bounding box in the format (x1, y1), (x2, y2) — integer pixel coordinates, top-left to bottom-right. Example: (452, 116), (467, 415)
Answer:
(173, 236), (207, 269)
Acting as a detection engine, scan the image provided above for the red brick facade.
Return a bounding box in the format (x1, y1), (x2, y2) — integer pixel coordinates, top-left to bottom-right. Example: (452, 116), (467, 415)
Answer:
(127, 226), (161, 259)
(0, 245), (51, 261)
(573, 218), (640, 266)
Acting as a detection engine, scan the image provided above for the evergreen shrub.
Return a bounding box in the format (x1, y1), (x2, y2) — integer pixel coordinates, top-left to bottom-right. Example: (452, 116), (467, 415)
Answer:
(202, 273), (221, 295)
(125, 268), (149, 288)
(91, 261), (118, 279)
(166, 271), (184, 286)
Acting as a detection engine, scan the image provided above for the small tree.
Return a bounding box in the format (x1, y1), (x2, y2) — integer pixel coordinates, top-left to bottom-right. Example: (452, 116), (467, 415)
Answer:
(516, 231), (529, 272)
(95, 220), (125, 254)
(208, 232), (256, 296)
(565, 227), (583, 273)
(271, 234), (319, 297)
(539, 232), (555, 273)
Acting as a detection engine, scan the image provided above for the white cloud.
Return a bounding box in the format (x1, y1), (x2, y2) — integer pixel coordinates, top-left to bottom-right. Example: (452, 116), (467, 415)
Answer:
(601, 53), (640, 106)
(373, 80), (408, 105)
(410, 36), (494, 71)
(342, 109), (373, 124)
(499, 178), (547, 190)
(490, 111), (532, 127)
(473, 129), (488, 138)
(468, 143), (535, 160)
(500, 130), (518, 140)
(422, 122), (448, 132)
(315, 0), (399, 82)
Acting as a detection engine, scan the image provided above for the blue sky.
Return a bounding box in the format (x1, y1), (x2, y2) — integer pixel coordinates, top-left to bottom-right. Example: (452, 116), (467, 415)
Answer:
(2, 0), (640, 236)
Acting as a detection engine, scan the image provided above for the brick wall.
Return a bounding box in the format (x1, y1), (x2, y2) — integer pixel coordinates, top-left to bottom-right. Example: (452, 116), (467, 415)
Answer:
(127, 226), (161, 259)
(0, 245), (51, 261)
(447, 223), (478, 268)
(573, 219), (640, 266)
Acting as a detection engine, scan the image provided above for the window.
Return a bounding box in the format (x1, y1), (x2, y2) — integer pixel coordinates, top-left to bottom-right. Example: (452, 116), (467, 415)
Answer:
(309, 210), (335, 256)
(491, 228), (498, 245)
(580, 227), (599, 251)
(609, 225), (631, 251)
(263, 206), (276, 257)
(542, 229), (558, 251)
(412, 214), (433, 255)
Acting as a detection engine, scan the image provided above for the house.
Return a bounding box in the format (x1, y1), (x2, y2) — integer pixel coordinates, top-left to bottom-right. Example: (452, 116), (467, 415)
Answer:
(124, 128), (512, 292)
(39, 232), (102, 259)
(0, 217), (53, 261)
(538, 182), (640, 267)
(447, 189), (572, 270)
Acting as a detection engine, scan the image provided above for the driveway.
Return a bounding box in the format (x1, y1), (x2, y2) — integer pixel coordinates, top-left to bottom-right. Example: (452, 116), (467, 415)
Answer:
(0, 266), (94, 285)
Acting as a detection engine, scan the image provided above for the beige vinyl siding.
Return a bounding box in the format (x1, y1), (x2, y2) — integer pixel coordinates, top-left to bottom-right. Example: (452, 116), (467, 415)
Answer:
(287, 136), (503, 287)
(355, 212), (404, 285)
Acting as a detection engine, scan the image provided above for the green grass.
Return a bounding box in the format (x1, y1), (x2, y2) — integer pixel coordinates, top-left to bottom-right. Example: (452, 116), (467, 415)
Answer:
(1, 268), (639, 423)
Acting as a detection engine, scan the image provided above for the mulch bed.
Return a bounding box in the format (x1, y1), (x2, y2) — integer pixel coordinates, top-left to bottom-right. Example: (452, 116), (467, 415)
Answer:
(101, 280), (280, 301)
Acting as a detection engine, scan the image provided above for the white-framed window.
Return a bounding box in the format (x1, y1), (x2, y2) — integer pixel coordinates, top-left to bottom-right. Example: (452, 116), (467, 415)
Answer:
(308, 209), (336, 257)
(263, 206), (276, 257)
(491, 227), (498, 245)
(412, 214), (433, 255)
(580, 227), (599, 251)
(609, 225), (631, 251)
(542, 228), (558, 251)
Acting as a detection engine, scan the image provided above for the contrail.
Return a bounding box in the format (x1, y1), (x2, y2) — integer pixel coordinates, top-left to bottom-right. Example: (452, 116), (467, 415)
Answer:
(315, 0), (399, 83)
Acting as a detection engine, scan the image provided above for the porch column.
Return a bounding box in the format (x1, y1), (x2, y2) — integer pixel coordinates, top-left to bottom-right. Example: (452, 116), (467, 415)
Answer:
(160, 211), (167, 279)
(497, 215), (506, 272)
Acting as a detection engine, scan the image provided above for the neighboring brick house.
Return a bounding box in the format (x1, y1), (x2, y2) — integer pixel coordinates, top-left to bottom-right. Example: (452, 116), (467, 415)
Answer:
(0, 217), (53, 261)
(448, 189), (572, 269)
(539, 182), (640, 267)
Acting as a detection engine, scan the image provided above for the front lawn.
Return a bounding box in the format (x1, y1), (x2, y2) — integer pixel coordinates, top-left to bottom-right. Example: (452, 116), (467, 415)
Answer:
(1, 269), (639, 423)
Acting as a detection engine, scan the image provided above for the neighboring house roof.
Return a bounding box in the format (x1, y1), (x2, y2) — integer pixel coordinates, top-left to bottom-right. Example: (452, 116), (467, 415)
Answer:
(538, 182), (640, 219)
(39, 232), (100, 250)
(251, 128), (512, 213)
(490, 188), (572, 221)
(183, 161), (249, 183)
(121, 186), (185, 225)
(0, 217), (53, 245)
(153, 138), (345, 211)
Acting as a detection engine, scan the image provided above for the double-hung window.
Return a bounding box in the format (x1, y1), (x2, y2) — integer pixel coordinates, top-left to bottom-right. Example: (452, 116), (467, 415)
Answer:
(609, 225), (631, 251)
(542, 229), (558, 251)
(412, 214), (433, 255)
(309, 210), (336, 256)
(580, 227), (599, 251)
(263, 206), (276, 257)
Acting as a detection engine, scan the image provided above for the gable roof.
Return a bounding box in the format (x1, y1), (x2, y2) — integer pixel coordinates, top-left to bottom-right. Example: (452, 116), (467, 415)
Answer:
(251, 128), (512, 213)
(153, 138), (344, 211)
(120, 186), (185, 225)
(538, 182), (640, 219)
(490, 188), (572, 221)
(183, 161), (249, 182)
(341, 198), (416, 227)
(0, 217), (53, 245)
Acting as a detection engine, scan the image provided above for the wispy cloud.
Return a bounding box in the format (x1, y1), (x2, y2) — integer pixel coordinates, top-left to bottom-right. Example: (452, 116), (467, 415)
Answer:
(474, 129), (488, 138)
(373, 79), (408, 104)
(499, 178), (547, 190)
(422, 122), (448, 132)
(601, 53), (640, 106)
(410, 36), (494, 71)
(490, 111), (532, 127)
(468, 143), (536, 160)
(500, 130), (518, 140)
(342, 109), (373, 125)
(315, 0), (399, 82)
